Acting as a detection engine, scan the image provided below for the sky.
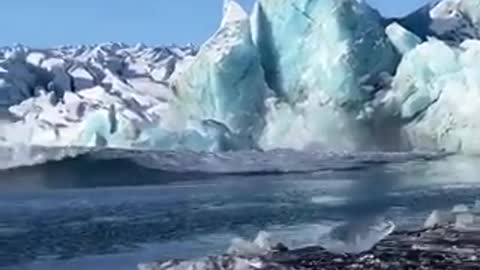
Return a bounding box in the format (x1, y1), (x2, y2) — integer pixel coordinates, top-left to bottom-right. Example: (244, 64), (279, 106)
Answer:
(0, 0), (429, 48)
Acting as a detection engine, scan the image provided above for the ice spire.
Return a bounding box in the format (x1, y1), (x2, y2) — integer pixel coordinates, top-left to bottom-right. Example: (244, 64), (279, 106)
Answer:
(221, 0), (248, 27)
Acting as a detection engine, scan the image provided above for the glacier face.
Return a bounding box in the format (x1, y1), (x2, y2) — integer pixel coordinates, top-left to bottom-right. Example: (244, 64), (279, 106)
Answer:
(390, 38), (480, 153)
(173, 1), (267, 148)
(252, 0), (399, 105)
(1, 0), (480, 154)
(253, 0), (400, 150)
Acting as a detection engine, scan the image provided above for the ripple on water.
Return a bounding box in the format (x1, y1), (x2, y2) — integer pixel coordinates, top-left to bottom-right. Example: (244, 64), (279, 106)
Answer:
(202, 202), (291, 211)
(90, 216), (130, 223)
(0, 224), (29, 236)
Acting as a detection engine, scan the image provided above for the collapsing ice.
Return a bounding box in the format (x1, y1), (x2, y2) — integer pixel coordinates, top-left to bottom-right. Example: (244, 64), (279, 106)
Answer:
(2, 0), (480, 154)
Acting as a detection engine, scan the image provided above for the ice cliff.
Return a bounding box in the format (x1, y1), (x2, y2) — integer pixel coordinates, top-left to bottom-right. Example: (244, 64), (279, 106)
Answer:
(252, 0), (400, 150)
(172, 1), (267, 150)
(1, 0), (480, 153)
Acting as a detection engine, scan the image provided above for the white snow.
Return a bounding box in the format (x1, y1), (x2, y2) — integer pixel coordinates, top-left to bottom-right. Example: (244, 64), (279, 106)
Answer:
(0, 43), (197, 149)
(221, 0), (248, 27)
(69, 66), (95, 90)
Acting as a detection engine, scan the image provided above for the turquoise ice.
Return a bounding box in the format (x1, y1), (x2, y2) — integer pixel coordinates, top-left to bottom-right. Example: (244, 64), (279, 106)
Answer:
(252, 0), (399, 105)
(174, 0), (267, 144)
(390, 39), (480, 152)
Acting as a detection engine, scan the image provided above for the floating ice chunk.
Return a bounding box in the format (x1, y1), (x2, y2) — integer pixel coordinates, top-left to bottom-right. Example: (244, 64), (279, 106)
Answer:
(253, 231), (276, 250)
(424, 210), (454, 228)
(228, 237), (269, 257)
(424, 210), (442, 228)
(227, 231), (281, 257)
(326, 220), (395, 254)
(475, 200), (480, 211)
(452, 204), (470, 214)
(455, 212), (475, 229)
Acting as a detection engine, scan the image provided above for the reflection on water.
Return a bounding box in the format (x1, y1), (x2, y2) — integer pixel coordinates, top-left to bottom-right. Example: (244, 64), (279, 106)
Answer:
(0, 155), (480, 270)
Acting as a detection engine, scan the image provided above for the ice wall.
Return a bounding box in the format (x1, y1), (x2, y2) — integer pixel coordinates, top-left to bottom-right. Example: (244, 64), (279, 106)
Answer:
(252, 0), (400, 150)
(390, 39), (480, 153)
(252, 0), (399, 104)
(174, 0), (267, 145)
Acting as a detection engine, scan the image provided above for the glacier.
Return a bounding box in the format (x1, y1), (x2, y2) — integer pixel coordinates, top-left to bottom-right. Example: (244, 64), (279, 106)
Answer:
(1, 0), (480, 154)
(252, 0), (399, 104)
(389, 37), (480, 153)
(386, 23), (422, 55)
(172, 0), (267, 149)
(251, 0), (402, 150)
(0, 43), (198, 149)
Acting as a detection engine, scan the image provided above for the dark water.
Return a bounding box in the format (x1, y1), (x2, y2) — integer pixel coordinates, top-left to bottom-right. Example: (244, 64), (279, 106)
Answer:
(0, 150), (479, 270)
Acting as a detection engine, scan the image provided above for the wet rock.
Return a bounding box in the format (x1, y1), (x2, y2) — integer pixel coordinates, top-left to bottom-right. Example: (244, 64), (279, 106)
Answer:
(141, 225), (480, 270)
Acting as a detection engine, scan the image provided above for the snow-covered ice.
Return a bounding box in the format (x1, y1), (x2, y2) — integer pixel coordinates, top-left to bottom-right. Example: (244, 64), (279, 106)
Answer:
(2, 0), (480, 154)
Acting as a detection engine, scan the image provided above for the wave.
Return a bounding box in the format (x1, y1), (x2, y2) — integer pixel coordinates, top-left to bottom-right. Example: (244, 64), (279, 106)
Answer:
(0, 145), (449, 172)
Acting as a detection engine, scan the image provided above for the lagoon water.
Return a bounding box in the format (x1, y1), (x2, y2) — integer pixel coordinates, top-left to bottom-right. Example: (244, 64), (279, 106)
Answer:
(0, 151), (479, 270)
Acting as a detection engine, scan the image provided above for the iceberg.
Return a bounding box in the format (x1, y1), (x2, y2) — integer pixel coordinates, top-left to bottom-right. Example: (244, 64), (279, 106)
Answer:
(424, 210), (455, 228)
(325, 220), (395, 254)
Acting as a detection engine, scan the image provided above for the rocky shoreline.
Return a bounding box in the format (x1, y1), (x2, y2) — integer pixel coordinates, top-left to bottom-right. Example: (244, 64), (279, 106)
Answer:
(273, 225), (480, 270)
(140, 220), (480, 270)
